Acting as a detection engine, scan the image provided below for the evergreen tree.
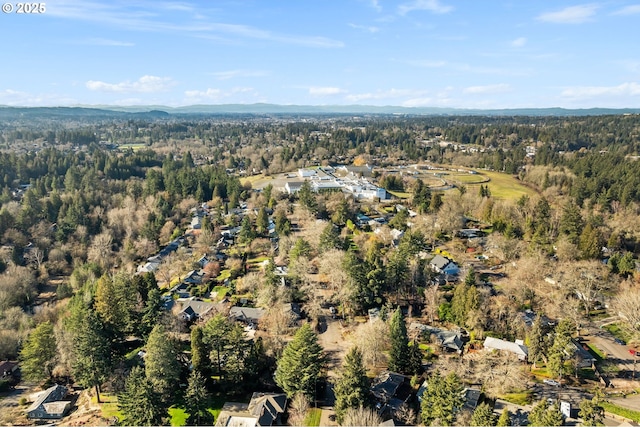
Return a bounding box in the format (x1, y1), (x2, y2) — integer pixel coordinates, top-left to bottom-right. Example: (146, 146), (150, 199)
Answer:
(185, 370), (214, 425)
(298, 181), (318, 213)
(528, 400), (565, 426)
(548, 319), (574, 380)
(238, 215), (256, 244)
(274, 209), (291, 236)
(496, 408), (511, 426)
(579, 396), (604, 426)
(256, 207), (269, 235)
(274, 323), (325, 398)
(72, 308), (113, 403)
(560, 201), (583, 244)
(334, 347), (369, 424)
(118, 366), (166, 426)
(191, 326), (210, 377)
(388, 308), (410, 374)
(145, 324), (181, 401)
(579, 223), (602, 260)
(471, 402), (498, 426)
(409, 339), (424, 376)
(527, 315), (551, 367)
(19, 321), (57, 383)
(420, 371), (465, 426)
(319, 223), (342, 251)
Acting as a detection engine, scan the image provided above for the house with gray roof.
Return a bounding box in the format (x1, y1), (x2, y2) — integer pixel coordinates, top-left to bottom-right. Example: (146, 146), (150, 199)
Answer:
(429, 255), (460, 276)
(229, 306), (265, 326)
(215, 392), (287, 427)
(483, 336), (528, 361)
(26, 384), (71, 419)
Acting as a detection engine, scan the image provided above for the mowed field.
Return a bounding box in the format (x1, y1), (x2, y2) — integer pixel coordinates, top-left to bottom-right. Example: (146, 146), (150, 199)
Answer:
(465, 170), (537, 199)
(440, 170), (537, 200)
(240, 174), (275, 189)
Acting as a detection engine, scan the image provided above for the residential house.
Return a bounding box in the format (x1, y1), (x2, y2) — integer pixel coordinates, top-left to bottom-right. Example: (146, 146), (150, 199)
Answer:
(370, 371), (414, 418)
(429, 255), (460, 276)
(483, 337), (528, 361)
(229, 306), (265, 327)
(215, 393), (287, 427)
(176, 299), (217, 322)
(26, 384), (71, 419)
(570, 339), (597, 368)
(409, 323), (465, 354)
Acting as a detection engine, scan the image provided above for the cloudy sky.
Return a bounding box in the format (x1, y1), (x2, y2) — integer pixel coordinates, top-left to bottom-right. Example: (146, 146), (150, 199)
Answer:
(1, 0), (639, 108)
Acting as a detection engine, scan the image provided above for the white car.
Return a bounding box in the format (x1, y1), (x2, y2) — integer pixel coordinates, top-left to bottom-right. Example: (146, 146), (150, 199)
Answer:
(543, 379), (560, 387)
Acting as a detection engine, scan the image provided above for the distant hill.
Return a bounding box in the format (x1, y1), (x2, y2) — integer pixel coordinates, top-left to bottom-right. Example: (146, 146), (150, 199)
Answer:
(2, 104), (640, 117)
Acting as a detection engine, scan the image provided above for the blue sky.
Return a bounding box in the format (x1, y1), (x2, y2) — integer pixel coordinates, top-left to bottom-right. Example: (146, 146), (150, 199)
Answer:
(1, 0), (639, 108)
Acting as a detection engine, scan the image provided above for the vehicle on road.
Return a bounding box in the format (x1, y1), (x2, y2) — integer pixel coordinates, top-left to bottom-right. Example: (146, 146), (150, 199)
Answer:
(614, 338), (626, 345)
(543, 379), (561, 387)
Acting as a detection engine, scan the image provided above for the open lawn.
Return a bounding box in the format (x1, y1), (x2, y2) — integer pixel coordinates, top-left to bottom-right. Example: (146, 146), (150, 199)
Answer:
(601, 401), (640, 422)
(478, 170), (537, 200)
(448, 173), (490, 185)
(240, 174), (274, 189)
(93, 393), (122, 422)
(498, 390), (533, 405)
(387, 190), (411, 199)
(118, 143), (147, 151)
(169, 394), (227, 426)
(303, 408), (322, 427)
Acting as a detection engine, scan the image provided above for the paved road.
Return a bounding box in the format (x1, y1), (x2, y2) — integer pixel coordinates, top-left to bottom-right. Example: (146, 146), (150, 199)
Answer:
(316, 315), (351, 426)
(583, 325), (639, 379)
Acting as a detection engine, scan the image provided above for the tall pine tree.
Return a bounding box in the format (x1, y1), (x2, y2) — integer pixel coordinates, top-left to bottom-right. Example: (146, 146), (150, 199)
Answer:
(388, 308), (410, 374)
(334, 347), (369, 424)
(274, 323), (325, 398)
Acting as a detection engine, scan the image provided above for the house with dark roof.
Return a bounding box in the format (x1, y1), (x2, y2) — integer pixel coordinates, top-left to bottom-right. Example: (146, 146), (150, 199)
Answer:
(176, 299), (216, 321)
(429, 255), (460, 276)
(370, 372), (414, 418)
(215, 393), (287, 427)
(26, 384), (71, 419)
(229, 306), (265, 326)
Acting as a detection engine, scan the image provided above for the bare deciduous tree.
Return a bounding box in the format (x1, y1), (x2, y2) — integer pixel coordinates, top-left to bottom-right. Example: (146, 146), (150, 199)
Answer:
(351, 320), (390, 369)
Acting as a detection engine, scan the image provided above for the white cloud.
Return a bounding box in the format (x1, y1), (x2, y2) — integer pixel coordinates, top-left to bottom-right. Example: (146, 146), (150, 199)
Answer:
(510, 37), (527, 48)
(86, 75), (175, 93)
(0, 89), (77, 106)
(398, 0), (453, 15)
(561, 82), (640, 98)
(345, 88), (419, 102)
(48, 1), (344, 48)
(463, 84), (511, 94)
(210, 70), (268, 80)
(309, 87), (346, 96)
(537, 4), (598, 24)
(402, 97), (433, 107)
(184, 87), (256, 102)
(348, 23), (380, 33)
(369, 0), (382, 12)
(611, 5), (640, 15)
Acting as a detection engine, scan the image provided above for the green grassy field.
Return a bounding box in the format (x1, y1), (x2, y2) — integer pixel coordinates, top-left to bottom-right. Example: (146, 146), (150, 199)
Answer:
(479, 170), (537, 199)
(303, 408), (322, 427)
(93, 393), (122, 422)
(118, 143), (147, 151)
(498, 390), (533, 405)
(601, 402), (640, 422)
(448, 173), (491, 185)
